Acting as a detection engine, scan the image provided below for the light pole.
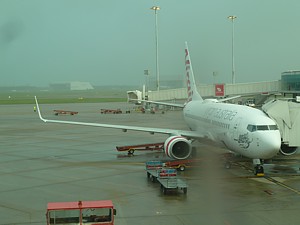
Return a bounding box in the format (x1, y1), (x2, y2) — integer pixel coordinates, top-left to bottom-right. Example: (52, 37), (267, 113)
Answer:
(144, 69), (150, 100)
(150, 6), (160, 91)
(228, 15), (237, 84)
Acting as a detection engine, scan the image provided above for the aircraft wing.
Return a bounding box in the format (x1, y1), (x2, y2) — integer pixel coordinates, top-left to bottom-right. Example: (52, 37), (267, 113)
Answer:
(218, 95), (241, 102)
(130, 97), (242, 106)
(34, 96), (201, 139)
(129, 99), (185, 108)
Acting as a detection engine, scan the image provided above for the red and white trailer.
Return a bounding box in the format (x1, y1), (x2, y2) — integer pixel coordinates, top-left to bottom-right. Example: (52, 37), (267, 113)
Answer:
(145, 161), (188, 194)
(116, 142), (164, 155)
(163, 158), (201, 171)
(100, 108), (122, 114)
(53, 110), (78, 116)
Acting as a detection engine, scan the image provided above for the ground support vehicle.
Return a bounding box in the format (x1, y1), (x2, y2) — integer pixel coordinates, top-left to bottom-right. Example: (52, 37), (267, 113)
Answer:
(157, 169), (188, 195)
(46, 200), (117, 225)
(116, 142), (164, 155)
(100, 108), (122, 114)
(53, 110), (78, 116)
(145, 161), (163, 182)
(145, 161), (188, 194)
(163, 158), (201, 171)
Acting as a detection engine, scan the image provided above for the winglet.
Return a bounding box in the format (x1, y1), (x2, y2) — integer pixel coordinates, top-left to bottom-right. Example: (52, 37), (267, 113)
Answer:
(34, 96), (47, 122)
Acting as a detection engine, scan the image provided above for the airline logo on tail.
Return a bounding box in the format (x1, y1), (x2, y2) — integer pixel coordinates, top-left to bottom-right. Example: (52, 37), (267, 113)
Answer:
(184, 43), (203, 102)
(185, 48), (193, 102)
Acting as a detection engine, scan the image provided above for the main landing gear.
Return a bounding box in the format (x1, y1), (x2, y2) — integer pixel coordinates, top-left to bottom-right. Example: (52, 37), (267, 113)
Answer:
(253, 159), (264, 176)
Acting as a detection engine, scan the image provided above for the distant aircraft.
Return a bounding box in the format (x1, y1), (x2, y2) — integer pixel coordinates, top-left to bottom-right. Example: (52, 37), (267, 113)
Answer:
(35, 42), (281, 175)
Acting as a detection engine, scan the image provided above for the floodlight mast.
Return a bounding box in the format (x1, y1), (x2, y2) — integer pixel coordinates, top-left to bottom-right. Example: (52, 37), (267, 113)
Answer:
(228, 15), (237, 84)
(151, 6), (160, 91)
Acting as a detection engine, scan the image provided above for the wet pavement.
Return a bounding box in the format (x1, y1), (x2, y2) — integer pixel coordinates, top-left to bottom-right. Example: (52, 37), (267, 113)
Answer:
(1, 102), (300, 225)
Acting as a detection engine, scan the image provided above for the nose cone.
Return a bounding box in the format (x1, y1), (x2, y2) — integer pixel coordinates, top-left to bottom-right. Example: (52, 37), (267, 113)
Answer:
(259, 131), (281, 159)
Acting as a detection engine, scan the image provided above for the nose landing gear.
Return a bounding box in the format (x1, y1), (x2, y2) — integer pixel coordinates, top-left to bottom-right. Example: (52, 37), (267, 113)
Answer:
(253, 159), (264, 176)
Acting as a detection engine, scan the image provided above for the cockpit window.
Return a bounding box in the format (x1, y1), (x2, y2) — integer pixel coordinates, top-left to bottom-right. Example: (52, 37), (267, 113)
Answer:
(247, 125), (256, 132)
(247, 124), (279, 132)
(257, 125), (269, 131)
(269, 125), (278, 130)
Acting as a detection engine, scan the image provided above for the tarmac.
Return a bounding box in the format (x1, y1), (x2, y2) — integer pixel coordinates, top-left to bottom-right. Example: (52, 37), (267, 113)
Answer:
(1, 102), (300, 225)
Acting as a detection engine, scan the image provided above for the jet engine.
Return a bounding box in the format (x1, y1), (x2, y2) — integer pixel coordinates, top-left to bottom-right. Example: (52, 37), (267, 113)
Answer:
(164, 136), (192, 160)
(280, 144), (298, 156)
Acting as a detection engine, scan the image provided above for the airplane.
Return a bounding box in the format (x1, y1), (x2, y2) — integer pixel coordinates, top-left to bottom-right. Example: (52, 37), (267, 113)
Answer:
(35, 42), (282, 175)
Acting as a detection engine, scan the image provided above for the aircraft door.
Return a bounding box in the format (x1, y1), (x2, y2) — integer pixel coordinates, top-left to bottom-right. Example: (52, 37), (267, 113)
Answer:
(231, 117), (242, 143)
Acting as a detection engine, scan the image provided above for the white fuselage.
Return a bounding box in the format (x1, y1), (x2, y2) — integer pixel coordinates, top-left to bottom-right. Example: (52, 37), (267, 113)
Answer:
(183, 100), (281, 159)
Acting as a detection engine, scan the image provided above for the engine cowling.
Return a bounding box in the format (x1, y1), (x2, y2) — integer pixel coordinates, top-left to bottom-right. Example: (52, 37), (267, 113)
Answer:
(280, 144), (298, 156)
(164, 136), (192, 160)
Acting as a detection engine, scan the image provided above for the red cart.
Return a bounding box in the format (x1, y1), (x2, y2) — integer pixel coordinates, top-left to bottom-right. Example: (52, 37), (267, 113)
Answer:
(46, 200), (117, 225)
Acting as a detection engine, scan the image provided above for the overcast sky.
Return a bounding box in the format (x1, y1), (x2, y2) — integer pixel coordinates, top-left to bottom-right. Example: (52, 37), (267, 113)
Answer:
(0, 0), (300, 87)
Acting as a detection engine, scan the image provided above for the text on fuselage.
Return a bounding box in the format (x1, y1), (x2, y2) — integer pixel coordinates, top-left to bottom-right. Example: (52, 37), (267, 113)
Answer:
(205, 108), (238, 121)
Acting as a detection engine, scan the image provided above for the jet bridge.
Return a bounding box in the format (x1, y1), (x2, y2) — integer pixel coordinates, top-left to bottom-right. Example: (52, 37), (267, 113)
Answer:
(262, 99), (300, 149)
